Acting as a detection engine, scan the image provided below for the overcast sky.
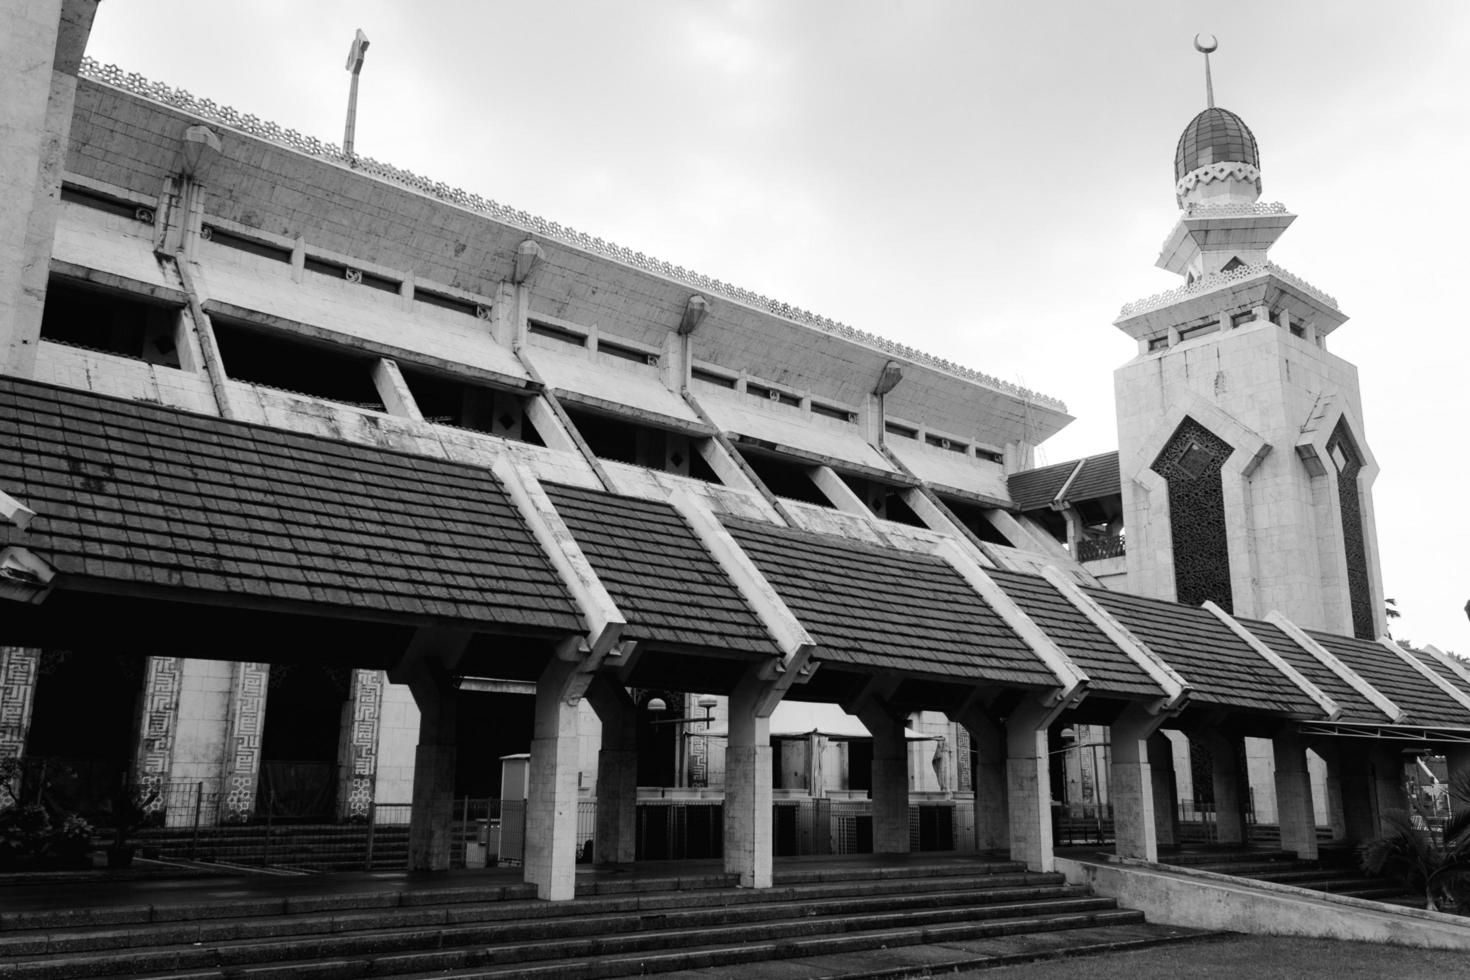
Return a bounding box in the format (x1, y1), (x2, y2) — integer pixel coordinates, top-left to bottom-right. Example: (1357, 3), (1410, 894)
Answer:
(85, 1), (1470, 652)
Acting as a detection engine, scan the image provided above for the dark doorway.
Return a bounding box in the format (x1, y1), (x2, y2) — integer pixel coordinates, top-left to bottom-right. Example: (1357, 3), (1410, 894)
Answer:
(636, 691), (678, 787)
(23, 649), (147, 818)
(454, 689), (535, 798)
(257, 664), (349, 820)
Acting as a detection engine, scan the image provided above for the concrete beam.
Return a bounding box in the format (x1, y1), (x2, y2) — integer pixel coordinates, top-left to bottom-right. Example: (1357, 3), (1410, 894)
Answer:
(1042, 567), (1189, 713)
(931, 538), (1087, 704)
(1266, 611), (1403, 723)
(371, 358), (424, 422)
(493, 459), (625, 661)
(1203, 601), (1340, 720)
(669, 489), (817, 711)
(1379, 638), (1470, 715)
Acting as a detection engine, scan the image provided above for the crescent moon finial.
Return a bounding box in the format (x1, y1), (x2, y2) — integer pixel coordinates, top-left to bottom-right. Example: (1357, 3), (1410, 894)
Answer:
(1193, 35), (1218, 107)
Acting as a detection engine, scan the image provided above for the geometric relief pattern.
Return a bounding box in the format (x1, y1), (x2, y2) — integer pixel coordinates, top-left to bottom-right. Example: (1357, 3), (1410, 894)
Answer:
(0, 648), (40, 764)
(955, 725), (972, 794)
(339, 669), (383, 820)
(1329, 420), (1374, 640)
(1153, 416), (1235, 612)
(135, 657), (184, 811)
(221, 662), (270, 822)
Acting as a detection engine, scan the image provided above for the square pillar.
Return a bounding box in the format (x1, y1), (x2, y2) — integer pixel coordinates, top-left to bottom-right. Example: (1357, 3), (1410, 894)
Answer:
(1197, 730), (1247, 845)
(1147, 733), (1178, 849)
(857, 703), (910, 854)
(1272, 731), (1318, 860)
(724, 676), (773, 888)
(1368, 745), (1406, 838)
(585, 676), (637, 866)
(1446, 745), (1470, 817)
(1108, 705), (1163, 862)
(525, 658), (584, 901)
(1308, 743), (1348, 841)
(954, 708), (1008, 852)
(405, 668), (457, 872)
(1006, 695), (1063, 872)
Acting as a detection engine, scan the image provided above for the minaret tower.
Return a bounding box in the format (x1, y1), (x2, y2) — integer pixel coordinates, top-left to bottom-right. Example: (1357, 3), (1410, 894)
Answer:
(1112, 38), (1384, 639)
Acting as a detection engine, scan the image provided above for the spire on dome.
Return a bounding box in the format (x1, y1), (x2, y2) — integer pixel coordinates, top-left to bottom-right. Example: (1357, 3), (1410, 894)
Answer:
(1194, 34), (1217, 109)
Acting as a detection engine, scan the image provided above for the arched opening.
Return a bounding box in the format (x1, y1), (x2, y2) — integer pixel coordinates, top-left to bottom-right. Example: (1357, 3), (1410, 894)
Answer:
(257, 664), (349, 820)
(23, 650), (147, 818)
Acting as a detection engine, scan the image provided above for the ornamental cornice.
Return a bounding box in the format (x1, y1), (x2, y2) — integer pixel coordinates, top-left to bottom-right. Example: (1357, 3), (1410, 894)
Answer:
(1117, 261), (1338, 320)
(1182, 201), (1288, 218)
(1175, 161), (1263, 199)
(78, 58), (1066, 414)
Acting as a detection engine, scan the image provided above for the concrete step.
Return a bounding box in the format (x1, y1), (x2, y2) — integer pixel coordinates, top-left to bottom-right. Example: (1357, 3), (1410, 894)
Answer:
(371, 909), (1154, 980)
(0, 874), (1073, 959)
(620, 921), (1219, 980)
(1, 893), (1130, 979)
(0, 859), (1150, 980)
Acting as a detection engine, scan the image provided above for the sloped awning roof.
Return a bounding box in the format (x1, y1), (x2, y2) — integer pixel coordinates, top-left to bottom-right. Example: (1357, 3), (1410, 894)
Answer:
(1310, 632), (1470, 730)
(721, 516), (1058, 689)
(1084, 587), (1318, 716)
(543, 482), (778, 658)
(0, 377), (582, 635)
(986, 569), (1161, 700)
(1007, 451), (1120, 512)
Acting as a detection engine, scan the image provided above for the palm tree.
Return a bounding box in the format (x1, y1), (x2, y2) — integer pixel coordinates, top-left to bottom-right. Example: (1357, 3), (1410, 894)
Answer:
(1360, 767), (1470, 912)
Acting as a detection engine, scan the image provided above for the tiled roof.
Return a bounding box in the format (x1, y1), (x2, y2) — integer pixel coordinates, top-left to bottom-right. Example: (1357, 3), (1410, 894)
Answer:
(1006, 451), (1120, 512)
(722, 517), (1057, 688)
(0, 378), (582, 632)
(544, 484), (777, 657)
(1309, 632), (1470, 729)
(986, 569), (1161, 699)
(1085, 589), (1315, 715)
(1236, 617), (1386, 723)
(1412, 651), (1470, 703)
(1066, 451), (1121, 502)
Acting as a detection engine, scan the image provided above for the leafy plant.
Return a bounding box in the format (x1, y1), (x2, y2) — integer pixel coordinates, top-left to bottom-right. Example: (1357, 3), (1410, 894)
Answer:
(1360, 767), (1470, 912)
(99, 775), (159, 849)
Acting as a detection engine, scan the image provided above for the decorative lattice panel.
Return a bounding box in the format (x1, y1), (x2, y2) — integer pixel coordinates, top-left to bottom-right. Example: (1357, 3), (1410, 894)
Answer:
(1328, 421), (1374, 640)
(1153, 417), (1235, 612)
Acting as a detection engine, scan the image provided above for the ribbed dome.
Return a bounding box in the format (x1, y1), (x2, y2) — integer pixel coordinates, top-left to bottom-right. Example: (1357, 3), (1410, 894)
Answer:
(1174, 107), (1259, 181)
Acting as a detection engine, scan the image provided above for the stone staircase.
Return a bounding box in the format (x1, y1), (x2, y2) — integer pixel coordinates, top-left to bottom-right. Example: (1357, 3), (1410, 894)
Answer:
(0, 858), (1209, 979)
(1162, 846), (1413, 904)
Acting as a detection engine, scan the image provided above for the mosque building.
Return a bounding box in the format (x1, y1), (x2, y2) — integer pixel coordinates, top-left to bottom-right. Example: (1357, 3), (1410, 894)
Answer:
(3, 2), (1468, 900)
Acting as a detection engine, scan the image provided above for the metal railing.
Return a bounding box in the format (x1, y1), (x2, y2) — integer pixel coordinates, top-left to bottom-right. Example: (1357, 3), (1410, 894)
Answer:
(1076, 535), (1126, 562)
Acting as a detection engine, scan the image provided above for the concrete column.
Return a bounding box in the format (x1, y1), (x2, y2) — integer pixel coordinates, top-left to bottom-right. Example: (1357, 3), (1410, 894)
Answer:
(858, 703), (910, 853)
(1310, 744), (1348, 841)
(1006, 695), (1062, 871)
(1198, 731), (1247, 845)
(405, 666), (457, 872)
(724, 676), (773, 888)
(1368, 745), (1406, 837)
(1446, 745), (1470, 817)
(336, 669), (384, 822)
(1147, 733), (1178, 849)
(954, 708), (1009, 852)
(1338, 745), (1378, 842)
(525, 658), (583, 901)
(1108, 705), (1163, 862)
(1272, 731), (1319, 860)
(585, 676), (637, 866)
(0, 0), (97, 377)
